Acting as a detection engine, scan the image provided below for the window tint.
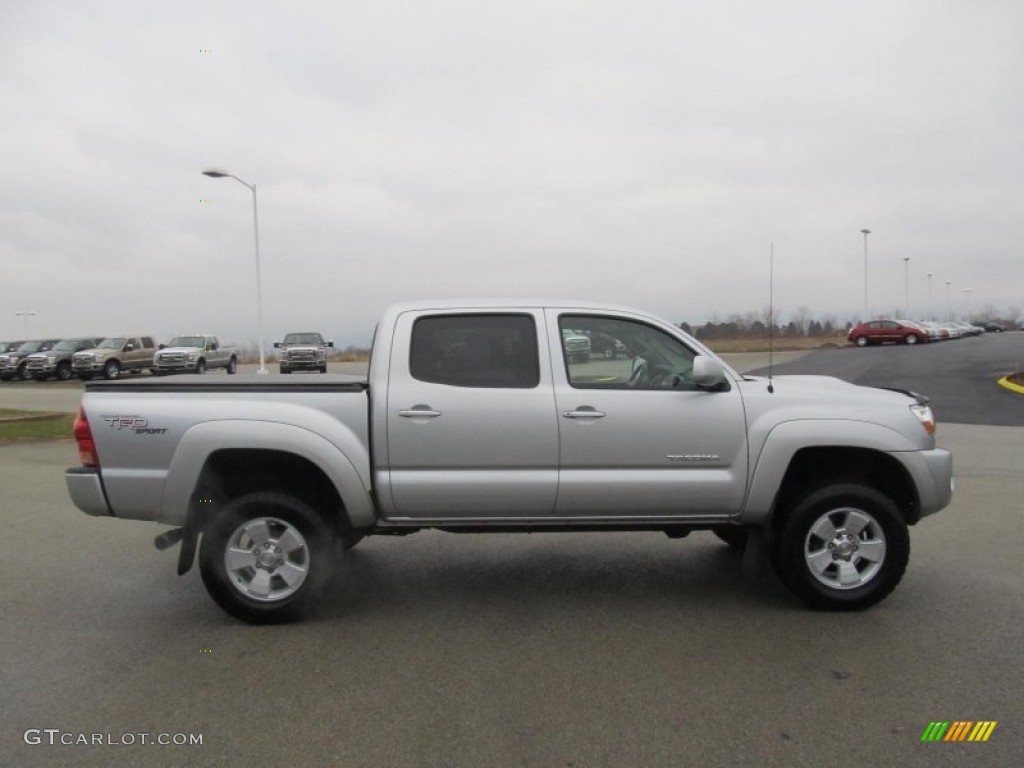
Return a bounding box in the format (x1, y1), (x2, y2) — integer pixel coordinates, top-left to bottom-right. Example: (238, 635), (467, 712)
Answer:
(410, 314), (539, 388)
(559, 315), (698, 390)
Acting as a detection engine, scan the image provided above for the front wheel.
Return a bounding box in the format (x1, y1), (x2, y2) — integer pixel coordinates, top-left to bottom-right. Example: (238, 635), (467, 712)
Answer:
(772, 483), (909, 611)
(854, 336), (868, 347)
(195, 359), (207, 375)
(102, 360), (121, 380)
(199, 491), (336, 624)
(905, 334), (920, 345)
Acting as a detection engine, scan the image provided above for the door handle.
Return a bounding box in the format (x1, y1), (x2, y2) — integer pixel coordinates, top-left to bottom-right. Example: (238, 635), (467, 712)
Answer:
(399, 407), (442, 418)
(562, 408), (606, 419)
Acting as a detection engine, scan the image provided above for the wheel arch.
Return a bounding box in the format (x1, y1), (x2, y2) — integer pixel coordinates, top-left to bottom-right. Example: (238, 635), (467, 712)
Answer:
(741, 421), (922, 528)
(767, 447), (920, 532)
(160, 420), (374, 573)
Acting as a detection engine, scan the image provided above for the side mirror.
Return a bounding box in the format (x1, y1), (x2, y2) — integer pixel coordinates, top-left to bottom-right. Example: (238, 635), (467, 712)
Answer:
(692, 356), (729, 391)
(273, 341), (281, 348)
(124, 343), (135, 352)
(327, 340), (334, 348)
(158, 343), (165, 350)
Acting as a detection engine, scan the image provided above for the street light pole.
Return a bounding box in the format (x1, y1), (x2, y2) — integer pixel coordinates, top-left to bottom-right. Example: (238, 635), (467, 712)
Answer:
(945, 280), (952, 320)
(860, 229), (871, 318)
(963, 289), (973, 322)
(14, 311), (37, 337)
(903, 257), (910, 318)
(926, 272), (933, 320)
(202, 168), (268, 374)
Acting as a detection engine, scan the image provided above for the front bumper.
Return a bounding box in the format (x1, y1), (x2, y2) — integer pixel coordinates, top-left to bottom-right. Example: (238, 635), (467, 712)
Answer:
(900, 447), (954, 522)
(153, 363), (198, 373)
(281, 360), (324, 371)
(66, 467), (114, 517)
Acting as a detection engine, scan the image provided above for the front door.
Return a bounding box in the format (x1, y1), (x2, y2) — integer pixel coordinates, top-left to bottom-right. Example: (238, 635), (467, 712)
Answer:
(548, 311), (748, 519)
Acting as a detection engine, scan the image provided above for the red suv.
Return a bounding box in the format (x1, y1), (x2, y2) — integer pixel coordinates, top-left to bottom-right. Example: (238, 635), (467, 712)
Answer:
(848, 320), (927, 347)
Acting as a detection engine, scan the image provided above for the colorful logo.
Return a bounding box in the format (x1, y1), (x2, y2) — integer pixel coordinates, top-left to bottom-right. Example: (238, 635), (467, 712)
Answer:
(921, 721), (997, 742)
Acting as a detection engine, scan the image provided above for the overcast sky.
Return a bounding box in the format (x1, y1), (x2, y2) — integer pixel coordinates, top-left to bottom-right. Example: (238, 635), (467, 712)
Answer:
(3, 0), (1022, 346)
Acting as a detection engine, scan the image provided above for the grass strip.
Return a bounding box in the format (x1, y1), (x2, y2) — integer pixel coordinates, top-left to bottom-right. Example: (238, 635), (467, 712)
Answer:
(0, 412), (75, 442)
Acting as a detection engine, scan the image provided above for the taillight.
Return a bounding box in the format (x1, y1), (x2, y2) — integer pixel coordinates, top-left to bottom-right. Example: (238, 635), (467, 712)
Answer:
(73, 406), (99, 467)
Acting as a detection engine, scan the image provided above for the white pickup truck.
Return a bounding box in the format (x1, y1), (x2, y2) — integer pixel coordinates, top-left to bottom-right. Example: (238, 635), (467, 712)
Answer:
(66, 300), (953, 623)
(151, 335), (239, 375)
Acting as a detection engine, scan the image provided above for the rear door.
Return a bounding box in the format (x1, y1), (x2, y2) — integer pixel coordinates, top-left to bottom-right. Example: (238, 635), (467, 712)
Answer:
(547, 310), (748, 519)
(380, 310), (559, 519)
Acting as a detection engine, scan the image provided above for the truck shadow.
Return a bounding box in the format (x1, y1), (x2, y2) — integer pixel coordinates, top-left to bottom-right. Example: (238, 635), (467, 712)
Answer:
(315, 531), (795, 621)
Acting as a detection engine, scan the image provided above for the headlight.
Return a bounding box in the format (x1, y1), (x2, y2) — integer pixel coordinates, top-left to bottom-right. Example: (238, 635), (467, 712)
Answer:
(910, 404), (936, 435)
(187, 351), (198, 361)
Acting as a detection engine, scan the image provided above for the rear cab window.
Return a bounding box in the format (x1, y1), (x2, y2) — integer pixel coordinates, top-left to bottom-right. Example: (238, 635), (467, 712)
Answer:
(410, 314), (540, 388)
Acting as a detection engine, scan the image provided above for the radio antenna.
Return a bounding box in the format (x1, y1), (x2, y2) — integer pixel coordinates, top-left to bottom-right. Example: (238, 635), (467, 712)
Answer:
(768, 242), (775, 394)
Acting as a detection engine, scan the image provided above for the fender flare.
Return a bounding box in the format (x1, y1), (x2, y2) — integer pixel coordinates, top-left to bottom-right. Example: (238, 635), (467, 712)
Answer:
(740, 419), (919, 526)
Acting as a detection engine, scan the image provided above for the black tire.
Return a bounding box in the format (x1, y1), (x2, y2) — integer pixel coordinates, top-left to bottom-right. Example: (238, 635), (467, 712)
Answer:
(603, 347), (617, 360)
(712, 526), (748, 551)
(772, 483), (909, 611)
(195, 359), (207, 375)
(17, 363), (31, 381)
(854, 336), (868, 347)
(103, 360), (121, 380)
(199, 491), (337, 624)
(78, 373), (93, 381)
(280, 367), (291, 374)
(56, 362), (73, 381)
(905, 334), (920, 345)
(226, 357), (238, 375)
(319, 364), (328, 374)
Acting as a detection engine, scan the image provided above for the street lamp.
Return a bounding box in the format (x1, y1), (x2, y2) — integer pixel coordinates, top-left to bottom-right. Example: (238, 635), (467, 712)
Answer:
(14, 311), (37, 336)
(945, 280), (952, 320)
(860, 229), (871, 318)
(926, 272), (933, 320)
(963, 289), (973, 322)
(202, 168), (267, 374)
(903, 257), (910, 318)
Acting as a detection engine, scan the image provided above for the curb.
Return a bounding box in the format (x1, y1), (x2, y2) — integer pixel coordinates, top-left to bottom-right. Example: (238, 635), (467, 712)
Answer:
(997, 376), (1024, 395)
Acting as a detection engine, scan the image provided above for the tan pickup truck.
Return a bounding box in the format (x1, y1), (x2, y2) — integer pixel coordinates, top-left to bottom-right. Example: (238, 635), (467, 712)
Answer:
(73, 336), (158, 380)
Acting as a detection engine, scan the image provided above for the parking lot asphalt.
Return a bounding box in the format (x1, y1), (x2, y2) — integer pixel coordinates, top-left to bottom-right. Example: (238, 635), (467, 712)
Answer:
(748, 332), (1024, 426)
(1, 343), (1021, 767)
(2, 423), (1021, 768)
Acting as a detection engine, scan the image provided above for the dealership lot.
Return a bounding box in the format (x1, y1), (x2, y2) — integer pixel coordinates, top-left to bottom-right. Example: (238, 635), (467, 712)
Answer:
(1, 347), (1021, 767)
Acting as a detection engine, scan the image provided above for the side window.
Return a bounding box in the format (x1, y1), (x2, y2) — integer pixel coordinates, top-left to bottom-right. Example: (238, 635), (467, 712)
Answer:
(559, 315), (698, 390)
(142, 337), (154, 349)
(410, 314), (539, 389)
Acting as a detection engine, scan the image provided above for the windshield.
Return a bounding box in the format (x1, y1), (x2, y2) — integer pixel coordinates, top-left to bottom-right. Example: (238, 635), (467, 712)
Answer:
(16, 341), (44, 354)
(99, 338), (126, 349)
(283, 333), (322, 344)
(53, 339), (87, 352)
(168, 336), (206, 347)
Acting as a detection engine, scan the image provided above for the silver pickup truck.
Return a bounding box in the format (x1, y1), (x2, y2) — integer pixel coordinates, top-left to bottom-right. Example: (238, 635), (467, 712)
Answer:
(66, 300), (953, 623)
(152, 335), (239, 375)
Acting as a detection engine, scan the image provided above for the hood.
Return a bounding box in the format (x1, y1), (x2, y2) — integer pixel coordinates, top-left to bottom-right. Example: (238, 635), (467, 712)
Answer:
(158, 346), (204, 354)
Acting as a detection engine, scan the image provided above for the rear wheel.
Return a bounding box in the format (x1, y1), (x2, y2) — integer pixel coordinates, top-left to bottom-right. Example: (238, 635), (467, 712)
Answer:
(226, 357), (238, 375)
(199, 491), (336, 624)
(772, 483), (909, 610)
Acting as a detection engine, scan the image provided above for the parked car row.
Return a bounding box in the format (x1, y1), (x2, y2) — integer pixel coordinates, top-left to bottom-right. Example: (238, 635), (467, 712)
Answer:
(847, 319), (989, 347)
(0, 335), (239, 381)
